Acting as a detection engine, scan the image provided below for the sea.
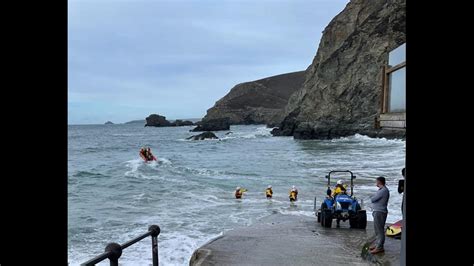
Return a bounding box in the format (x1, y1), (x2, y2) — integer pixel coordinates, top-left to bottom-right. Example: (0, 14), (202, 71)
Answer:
(68, 123), (405, 265)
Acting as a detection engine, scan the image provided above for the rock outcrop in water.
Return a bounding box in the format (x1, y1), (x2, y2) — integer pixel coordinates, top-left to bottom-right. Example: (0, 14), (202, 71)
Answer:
(145, 114), (172, 127)
(104, 121), (114, 125)
(191, 117), (230, 132)
(198, 71), (305, 129)
(187, 131), (219, 140)
(170, 119), (194, 126)
(145, 115), (195, 127)
(271, 0), (406, 139)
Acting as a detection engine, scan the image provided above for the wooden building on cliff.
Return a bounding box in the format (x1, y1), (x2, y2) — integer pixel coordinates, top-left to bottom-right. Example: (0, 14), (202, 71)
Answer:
(377, 43), (406, 131)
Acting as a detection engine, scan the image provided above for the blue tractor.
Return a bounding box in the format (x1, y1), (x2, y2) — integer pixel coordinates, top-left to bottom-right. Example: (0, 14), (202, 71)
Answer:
(315, 170), (367, 229)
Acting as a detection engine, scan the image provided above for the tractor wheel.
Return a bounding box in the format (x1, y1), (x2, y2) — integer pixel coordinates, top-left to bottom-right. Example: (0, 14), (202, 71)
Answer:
(320, 202), (328, 226)
(322, 209), (332, 228)
(349, 216), (358, 228)
(349, 204), (362, 228)
(357, 210), (367, 229)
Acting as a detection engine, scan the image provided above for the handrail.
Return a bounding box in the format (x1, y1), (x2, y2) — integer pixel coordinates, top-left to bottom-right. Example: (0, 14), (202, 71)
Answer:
(81, 224), (160, 266)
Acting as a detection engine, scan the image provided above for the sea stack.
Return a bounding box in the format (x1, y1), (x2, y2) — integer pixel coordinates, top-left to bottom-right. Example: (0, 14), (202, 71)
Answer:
(144, 114), (172, 127)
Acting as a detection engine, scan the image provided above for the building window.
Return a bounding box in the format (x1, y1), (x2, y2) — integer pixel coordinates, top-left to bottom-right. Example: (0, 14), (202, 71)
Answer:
(389, 43), (406, 66)
(382, 43), (406, 113)
(388, 67), (406, 112)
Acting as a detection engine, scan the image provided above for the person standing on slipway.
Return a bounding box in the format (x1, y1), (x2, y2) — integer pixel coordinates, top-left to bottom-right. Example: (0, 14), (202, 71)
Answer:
(398, 168), (405, 215)
(370, 176), (390, 254)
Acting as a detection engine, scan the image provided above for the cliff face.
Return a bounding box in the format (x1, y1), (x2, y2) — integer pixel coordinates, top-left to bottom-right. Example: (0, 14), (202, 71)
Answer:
(201, 71), (305, 127)
(272, 0), (406, 139)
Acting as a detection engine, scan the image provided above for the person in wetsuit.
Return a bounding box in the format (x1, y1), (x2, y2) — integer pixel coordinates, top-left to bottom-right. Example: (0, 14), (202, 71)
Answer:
(265, 185), (273, 199)
(235, 187), (244, 199)
(289, 185), (298, 202)
(146, 147), (155, 161)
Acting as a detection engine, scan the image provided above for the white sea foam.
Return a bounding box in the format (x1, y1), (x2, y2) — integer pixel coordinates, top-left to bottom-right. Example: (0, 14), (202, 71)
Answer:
(124, 158), (172, 180)
(220, 126), (272, 140)
(242, 126), (273, 138)
(157, 157), (172, 166)
(330, 134), (406, 146)
(278, 209), (315, 217)
(111, 133), (146, 137)
(124, 159), (143, 178)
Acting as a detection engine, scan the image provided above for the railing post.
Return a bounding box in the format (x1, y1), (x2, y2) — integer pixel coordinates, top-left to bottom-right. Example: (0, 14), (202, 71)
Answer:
(149, 225), (161, 266)
(105, 242), (122, 266)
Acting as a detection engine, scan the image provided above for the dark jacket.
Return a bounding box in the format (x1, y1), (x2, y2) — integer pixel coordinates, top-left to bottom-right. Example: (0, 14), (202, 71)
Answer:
(398, 179), (404, 193)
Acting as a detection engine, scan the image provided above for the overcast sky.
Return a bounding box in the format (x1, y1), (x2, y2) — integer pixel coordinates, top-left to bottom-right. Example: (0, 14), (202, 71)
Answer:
(68, 0), (349, 124)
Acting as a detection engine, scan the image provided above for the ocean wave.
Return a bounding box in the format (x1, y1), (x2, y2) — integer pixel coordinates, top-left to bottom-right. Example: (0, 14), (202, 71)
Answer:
(278, 209), (315, 217)
(159, 231), (220, 266)
(69, 226), (98, 235)
(72, 171), (107, 179)
(170, 165), (226, 178)
(221, 126), (273, 140)
(329, 134), (406, 145)
(157, 157), (172, 165)
(111, 133), (147, 137)
(181, 137), (221, 141)
(123, 157), (173, 178)
(242, 126), (273, 138)
(124, 159), (142, 177)
(131, 192), (154, 203)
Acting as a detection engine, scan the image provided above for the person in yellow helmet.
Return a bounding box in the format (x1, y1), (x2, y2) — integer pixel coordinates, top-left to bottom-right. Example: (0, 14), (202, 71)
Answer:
(289, 186), (298, 202)
(235, 187), (247, 199)
(331, 180), (347, 198)
(265, 185), (273, 199)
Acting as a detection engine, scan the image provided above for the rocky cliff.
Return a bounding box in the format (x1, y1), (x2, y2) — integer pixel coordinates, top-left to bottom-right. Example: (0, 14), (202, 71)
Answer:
(200, 71), (305, 127)
(272, 0), (406, 139)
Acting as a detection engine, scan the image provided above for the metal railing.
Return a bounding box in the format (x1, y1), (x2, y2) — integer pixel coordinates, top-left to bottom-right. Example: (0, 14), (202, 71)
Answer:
(81, 225), (160, 266)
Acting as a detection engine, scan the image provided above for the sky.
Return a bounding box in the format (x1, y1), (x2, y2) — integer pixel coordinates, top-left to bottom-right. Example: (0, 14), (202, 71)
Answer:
(68, 0), (349, 124)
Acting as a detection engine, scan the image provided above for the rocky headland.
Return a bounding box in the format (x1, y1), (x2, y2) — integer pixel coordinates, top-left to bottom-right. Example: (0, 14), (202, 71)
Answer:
(194, 71), (305, 131)
(271, 0), (406, 139)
